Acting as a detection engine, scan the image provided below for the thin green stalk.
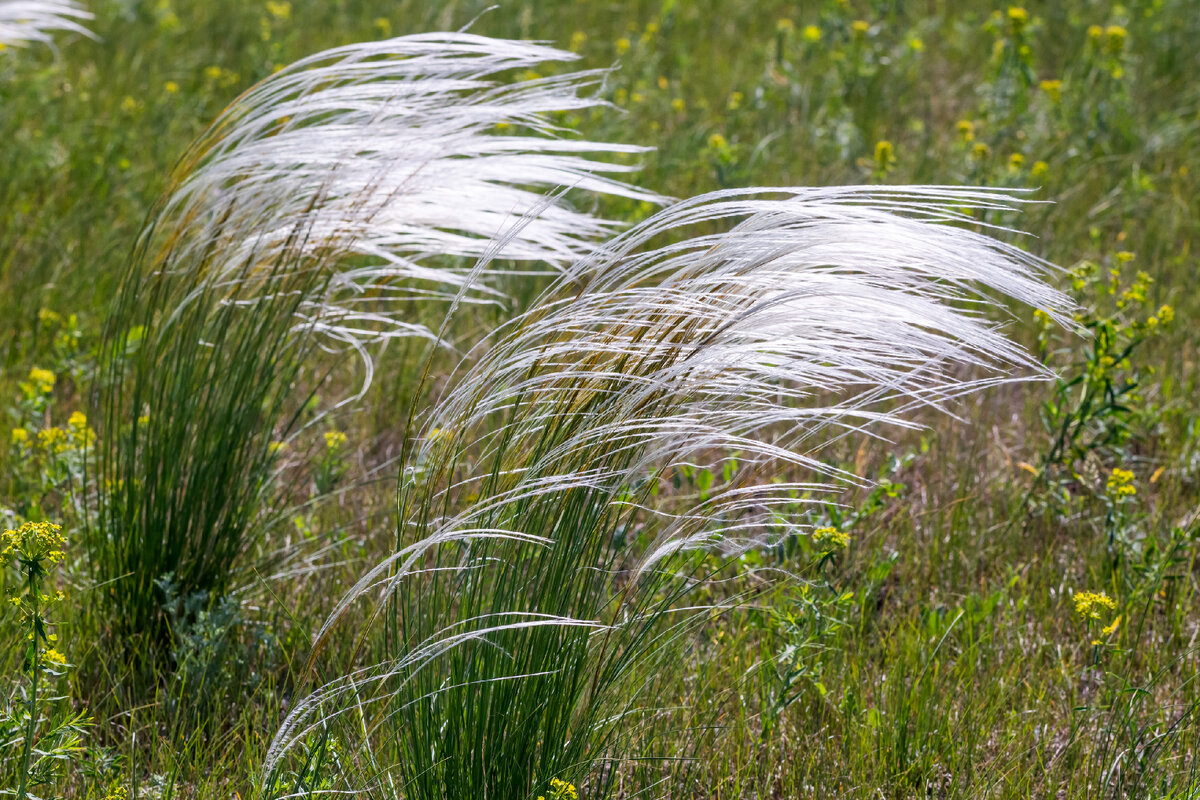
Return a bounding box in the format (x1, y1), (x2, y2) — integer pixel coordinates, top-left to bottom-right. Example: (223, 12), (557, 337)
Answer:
(16, 569), (40, 800)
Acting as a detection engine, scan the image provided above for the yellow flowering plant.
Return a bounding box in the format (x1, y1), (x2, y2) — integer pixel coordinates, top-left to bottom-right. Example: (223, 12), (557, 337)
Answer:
(1, 521), (91, 798)
(1028, 247), (1172, 519)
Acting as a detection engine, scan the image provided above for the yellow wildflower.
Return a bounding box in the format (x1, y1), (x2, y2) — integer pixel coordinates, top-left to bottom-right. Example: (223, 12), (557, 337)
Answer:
(1156, 304), (1173, 324)
(956, 119), (975, 142)
(1101, 615), (1121, 637)
(802, 24), (821, 42)
(1074, 590), (1117, 620)
(615, 37), (630, 55)
(42, 648), (67, 666)
(671, 97), (686, 112)
(569, 31), (587, 51)
(1106, 467), (1136, 498)
(28, 367), (56, 395)
(374, 17), (391, 37)
(265, 0), (291, 20)
(11, 428), (29, 446)
(164, 80), (179, 93)
(1009, 152), (1025, 170)
(874, 139), (896, 174)
(1087, 24), (1104, 43)
(851, 19), (870, 36)
(549, 778), (578, 800)
(1039, 78), (1063, 102)
(1105, 24), (1127, 53)
(813, 526), (851, 550)
(1006, 7), (1028, 35)
(0, 521), (67, 567)
(971, 142), (991, 160)
(776, 18), (794, 34)
(1031, 160), (1048, 179)
(324, 430), (348, 451)
(38, 427), (70, 454)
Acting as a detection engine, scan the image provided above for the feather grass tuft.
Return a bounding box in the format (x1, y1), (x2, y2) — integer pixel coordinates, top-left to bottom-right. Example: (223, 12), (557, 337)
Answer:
(265, 186), (1075, 796)
(92, 33), (653, 643)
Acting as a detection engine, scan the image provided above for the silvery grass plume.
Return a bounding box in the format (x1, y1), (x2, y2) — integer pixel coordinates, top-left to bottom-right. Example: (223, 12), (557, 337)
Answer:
(264, 187), (1075, 797)
(158, 32), (660, 377)
(93, 33), (653, 640)
(0, 0), (91, 48)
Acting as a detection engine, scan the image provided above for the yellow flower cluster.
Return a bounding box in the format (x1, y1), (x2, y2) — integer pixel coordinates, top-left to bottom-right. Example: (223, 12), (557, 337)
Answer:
(1106, 467), (1136, 498)
(1, 521), (67, 567)
(1007, 7), (1028, 35)
(1038, 78), (1063, 103)
(813, 526), (851, 550)
(537, 778), (579, 800)
(22, 366), (56, 397)
(1073, 590), (1116, 620)
(874, 140), (896, 172)
(324, 430), (348, 451)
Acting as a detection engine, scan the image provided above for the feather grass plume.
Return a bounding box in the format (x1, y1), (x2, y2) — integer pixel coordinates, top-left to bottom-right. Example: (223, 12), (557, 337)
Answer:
(92, 33), (652, 641)
(159, 32), (660, 371)
(264, 187), (1074, 796)
(0, 0), (91, 48)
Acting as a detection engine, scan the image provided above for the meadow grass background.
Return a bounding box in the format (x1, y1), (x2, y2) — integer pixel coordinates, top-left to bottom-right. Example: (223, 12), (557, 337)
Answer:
(1, 0), (1199, 797)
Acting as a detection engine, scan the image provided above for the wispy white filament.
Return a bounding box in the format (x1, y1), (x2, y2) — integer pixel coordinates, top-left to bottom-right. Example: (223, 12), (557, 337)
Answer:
(156, 32), (661, 367)
(0, 0), (91, 47)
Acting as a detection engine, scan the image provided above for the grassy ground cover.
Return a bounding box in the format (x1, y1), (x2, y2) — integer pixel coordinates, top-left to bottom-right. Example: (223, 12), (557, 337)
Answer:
(1, 0), (1198, 797)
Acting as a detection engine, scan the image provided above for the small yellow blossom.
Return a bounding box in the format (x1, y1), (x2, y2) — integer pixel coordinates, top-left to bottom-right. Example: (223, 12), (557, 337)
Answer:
(374, 17), (391, 37)
(324, 430), (348, 451)
(1039, 78), (1063, 102)
(813, 526), (851, 550)
(1009, 152), (1025, 170)
(549, 778), (578, 800)
(1105, 24), (1127, 53)
(873, 139), (895, 174)
(707, 133), (728, 151)
(1106, 467), (1136, 498)
(657, 75), (669, 91)
(0, 521), (67, 567)
(1031, 160), (1048, 179)
(1074, 590), (1117, 620)
(727, 91), (744, 111)
(1156, 304), (1173, 324)
(164, 80), (179, 94)
(28, 367), (56, 395)
(1087, 24), (1104, 43)
(11, 428), (29, 446)
(956, 119), (976, 142)
(971, 142), (991, 160)
(1006, 7), (1028, 35)
(671, 97), (686, 112)
(802, 25), (821, 43)
(908, 37), (924, 52)
(615, 37), (630, 55)
(569, 31), (587, 51)
(265, 0), (291, 20)
(42, 648), (67, 666)
(38, 427), (70, 454)
(776, 18), (794, 35)
(851, 19), (870, 36)
(1101, 615), (1121, 637)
